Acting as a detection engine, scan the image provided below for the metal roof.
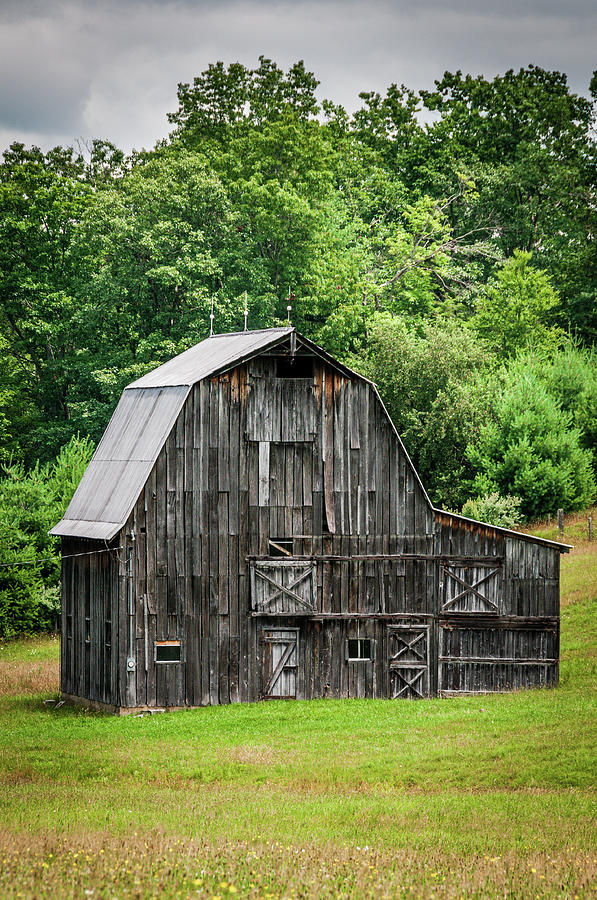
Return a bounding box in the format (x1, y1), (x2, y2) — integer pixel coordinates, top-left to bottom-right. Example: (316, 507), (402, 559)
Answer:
(51, 385), (190, 540)
(128, 327), (293, 388)
(51, 328), (295, 540)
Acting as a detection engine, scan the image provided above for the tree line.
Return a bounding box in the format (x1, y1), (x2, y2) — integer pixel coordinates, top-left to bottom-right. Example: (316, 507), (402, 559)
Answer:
(0, 58), (596, 635)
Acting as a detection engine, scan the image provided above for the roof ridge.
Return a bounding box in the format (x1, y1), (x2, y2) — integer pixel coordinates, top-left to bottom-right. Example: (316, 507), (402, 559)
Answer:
(209, 326), (293, 339)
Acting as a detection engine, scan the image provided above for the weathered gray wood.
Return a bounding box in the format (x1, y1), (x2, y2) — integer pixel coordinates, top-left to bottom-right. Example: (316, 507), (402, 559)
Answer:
(59, 332), (563, 711)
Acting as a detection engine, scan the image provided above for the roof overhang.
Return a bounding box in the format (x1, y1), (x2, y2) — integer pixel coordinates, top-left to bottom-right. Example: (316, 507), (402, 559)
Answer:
(50, 519), (122, 541)
(435, 508), (573, 553)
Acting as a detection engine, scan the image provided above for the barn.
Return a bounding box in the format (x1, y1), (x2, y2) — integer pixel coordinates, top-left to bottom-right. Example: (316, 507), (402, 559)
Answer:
(51, 327), (569, 712)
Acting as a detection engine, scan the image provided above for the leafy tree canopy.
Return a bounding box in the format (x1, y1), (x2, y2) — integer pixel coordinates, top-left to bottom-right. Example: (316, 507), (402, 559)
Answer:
(471, 250), (564, 358)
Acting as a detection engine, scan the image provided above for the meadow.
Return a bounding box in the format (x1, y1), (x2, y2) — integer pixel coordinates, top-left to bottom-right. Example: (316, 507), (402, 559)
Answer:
(0, 511), (595, 898)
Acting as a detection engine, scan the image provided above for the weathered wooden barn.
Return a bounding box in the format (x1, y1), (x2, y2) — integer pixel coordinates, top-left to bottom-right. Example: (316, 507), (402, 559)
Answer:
(51, 327), (569, 712)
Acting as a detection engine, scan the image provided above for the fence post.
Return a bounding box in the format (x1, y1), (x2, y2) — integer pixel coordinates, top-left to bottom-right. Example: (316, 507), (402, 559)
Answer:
(557, 509), (564, 535)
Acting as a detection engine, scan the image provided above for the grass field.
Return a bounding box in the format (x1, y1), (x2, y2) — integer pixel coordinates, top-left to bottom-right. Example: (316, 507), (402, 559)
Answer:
(0, 511), (595, 898)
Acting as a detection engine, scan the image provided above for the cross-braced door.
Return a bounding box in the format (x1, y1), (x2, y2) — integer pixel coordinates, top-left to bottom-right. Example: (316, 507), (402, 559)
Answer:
(388, 625), (429, 699)
(441, 563), (501, 614)
(260, 628), (299, 699)
(251, 561), (315, 614)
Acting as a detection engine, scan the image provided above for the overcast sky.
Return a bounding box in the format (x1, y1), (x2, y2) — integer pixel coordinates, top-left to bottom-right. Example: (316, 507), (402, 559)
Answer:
(1, 0), (595, 155)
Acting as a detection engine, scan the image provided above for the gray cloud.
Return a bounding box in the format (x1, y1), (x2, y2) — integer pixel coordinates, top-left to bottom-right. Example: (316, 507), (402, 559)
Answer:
(0, 0), (595, 154)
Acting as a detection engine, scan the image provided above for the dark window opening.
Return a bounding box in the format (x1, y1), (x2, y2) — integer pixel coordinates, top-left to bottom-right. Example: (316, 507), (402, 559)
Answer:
(268, 538), (293, 557)
(66, 615), (73, 640)
(85, 617), (91, 644)
(322, 501), (331, 535)
(275, 356), (313, 379)
(155, 641), (181, 663)
(346, 639), (374, 662)
(105, 621), (111, 647)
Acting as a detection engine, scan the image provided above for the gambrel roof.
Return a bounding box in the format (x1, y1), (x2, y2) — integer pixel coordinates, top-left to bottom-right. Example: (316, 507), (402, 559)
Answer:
(51, 326), (570, 552)
(51, 327), (294, 540)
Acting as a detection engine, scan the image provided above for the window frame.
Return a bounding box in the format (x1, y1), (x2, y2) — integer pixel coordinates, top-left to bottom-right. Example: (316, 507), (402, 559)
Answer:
(268, 538), (294, 557)
(155, 640), (182, 664)
(345, 638), (375, 663)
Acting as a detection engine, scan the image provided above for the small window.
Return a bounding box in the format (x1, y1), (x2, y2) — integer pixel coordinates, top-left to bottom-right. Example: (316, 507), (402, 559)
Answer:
(275, 356), (313, 379)
(105, 621), (111, 648)
(66, 615), (73, 640)
(155, 640), (181, 663)
(268, 538), (293, 557)
(346, 639), (374, 662)
(85, 617), (91, 644)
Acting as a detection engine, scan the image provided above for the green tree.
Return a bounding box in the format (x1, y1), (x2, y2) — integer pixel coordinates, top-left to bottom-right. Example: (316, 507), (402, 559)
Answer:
(0, 143), (96, 463)
(472, 250), (563, 357)
(67, 149), (268, 443)
(168, 57), (320, 147)
(217, 110), (338, 320)
(517, 345), (597, 466)
(419, 67), (597, 340)
(461, 492), (523, 528)
(466, 363), (596, 518)
(358, 315), (491, 508)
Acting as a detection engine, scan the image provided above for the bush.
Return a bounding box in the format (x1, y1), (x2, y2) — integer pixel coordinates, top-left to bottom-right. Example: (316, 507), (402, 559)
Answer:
(0, 435), (93, 639)
(461, 492), (524, 528)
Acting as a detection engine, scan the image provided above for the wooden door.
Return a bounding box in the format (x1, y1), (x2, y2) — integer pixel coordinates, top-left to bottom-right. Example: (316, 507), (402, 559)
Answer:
(387, 625), (429, 699)
(440, 563), (501, 613)
(251, 561), (315, 614)
(260, 628), (299, 699)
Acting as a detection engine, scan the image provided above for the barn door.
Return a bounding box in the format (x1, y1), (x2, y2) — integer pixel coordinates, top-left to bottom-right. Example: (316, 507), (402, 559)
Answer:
(388, 625), (429, 699)
(260, 628), (299, 699)
(251, 561), (315, 614)
(441, 563), (501, 613)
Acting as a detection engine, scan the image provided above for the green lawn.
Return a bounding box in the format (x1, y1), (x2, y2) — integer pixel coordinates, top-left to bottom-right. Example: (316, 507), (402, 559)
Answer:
(0, 518), (595, 898)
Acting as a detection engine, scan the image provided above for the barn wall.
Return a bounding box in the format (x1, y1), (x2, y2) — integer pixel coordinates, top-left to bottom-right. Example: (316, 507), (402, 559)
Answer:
(434, 513), (560, 694)
(60, 537), (120, 705)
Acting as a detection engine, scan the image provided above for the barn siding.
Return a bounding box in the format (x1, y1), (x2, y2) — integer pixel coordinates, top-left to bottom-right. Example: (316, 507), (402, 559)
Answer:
(60, 537), (119, 706)
(120, 354), (438, 706)
(435, 513), (560, 694)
